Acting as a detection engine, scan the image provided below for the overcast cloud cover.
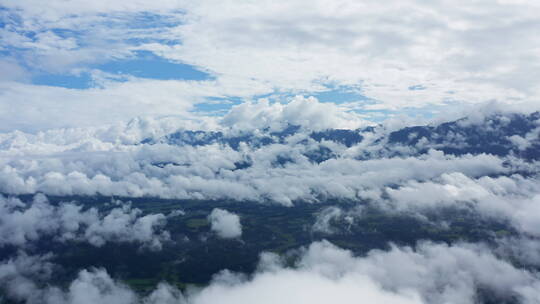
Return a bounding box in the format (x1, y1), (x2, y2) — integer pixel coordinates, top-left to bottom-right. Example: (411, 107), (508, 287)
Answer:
(1, 0), (540, 303)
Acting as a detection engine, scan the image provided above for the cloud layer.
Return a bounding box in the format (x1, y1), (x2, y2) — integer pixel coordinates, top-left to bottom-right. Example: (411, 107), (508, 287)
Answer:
(0, 103), (538, 303)
(0, 194), (170, 250)
(2, 240), (540, 304)
(1, 2), (540, 302)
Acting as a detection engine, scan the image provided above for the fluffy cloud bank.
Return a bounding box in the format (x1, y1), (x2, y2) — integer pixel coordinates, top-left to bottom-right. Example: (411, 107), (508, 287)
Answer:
(221, 96), (368, 132)
(208, 208), (242, 239)
(2, 240), (540, 304)
(382, 173), (540, 237)
(0, 145), (508, 205)
(0, 102), (517, 205)
(0, 194), (170, 250)
(0, 107), (538, 303)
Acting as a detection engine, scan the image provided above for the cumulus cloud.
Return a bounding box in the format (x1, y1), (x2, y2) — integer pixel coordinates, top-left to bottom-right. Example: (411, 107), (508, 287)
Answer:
(0, 257), (138, 304)
(0, 107), (515, 205)
(208, 208), (242, 239)
(2, 240), (540, 304)
(0, 194), (170, 250)
(221, 96), (369, 132)
(0, 146), (508, 205)
(0, 252), (55, 303)
(2, 107), (538, 216)
(382, 172), (540, 238)
(294, 241), (540, 304)
(181, 240), (540, 304)
(0, 106), (538, 304)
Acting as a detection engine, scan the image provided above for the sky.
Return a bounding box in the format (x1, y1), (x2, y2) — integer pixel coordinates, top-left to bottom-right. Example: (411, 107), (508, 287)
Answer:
(3, 2), (540, 303)
(1, 0), (540, 132)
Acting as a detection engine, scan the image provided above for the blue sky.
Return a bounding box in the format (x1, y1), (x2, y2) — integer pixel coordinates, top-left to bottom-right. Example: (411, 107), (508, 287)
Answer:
(0, 0), (538, 131)
(31, 51), (212, 89)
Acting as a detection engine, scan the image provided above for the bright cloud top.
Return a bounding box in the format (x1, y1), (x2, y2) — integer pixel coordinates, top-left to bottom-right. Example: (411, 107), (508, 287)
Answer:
(0, 194), (171, 250)
(1, 0), (540, 131)
(3, 241), (540, 304)
(208, 208), (242, 239)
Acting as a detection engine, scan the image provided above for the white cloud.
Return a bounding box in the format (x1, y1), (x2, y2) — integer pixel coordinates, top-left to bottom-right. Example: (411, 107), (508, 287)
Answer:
(3, 240), (540, 303)
(3, 107), (537, 211)
(0, 1), (185, 73)
(190, 268), (421, 304)
(222, 96), (369, 132)
(0, 194), (170, 250)
(150, 0), (540, 108)
(0, 136), (507, 205)
(0, 252), (55, 303)
(2, 0), (184, 20)
(64, 269), (138, 304)
(1, 3), (539, 299)
(0, 79), (238, 132)
(0, 105), (539, 304)
(1, 0), (540, 132)
(383, 172), (540, 238)
(294, 241), (540, 303)
(0, 59), (30, 82)
(0, 80), (369, 132)
(208, 208), (242, 239)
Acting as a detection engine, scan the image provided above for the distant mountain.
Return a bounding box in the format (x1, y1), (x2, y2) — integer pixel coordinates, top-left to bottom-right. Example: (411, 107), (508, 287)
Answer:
(385, 112), (540, 160)
(143, 125), (365, 148)
(143, 112), (540, 162)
